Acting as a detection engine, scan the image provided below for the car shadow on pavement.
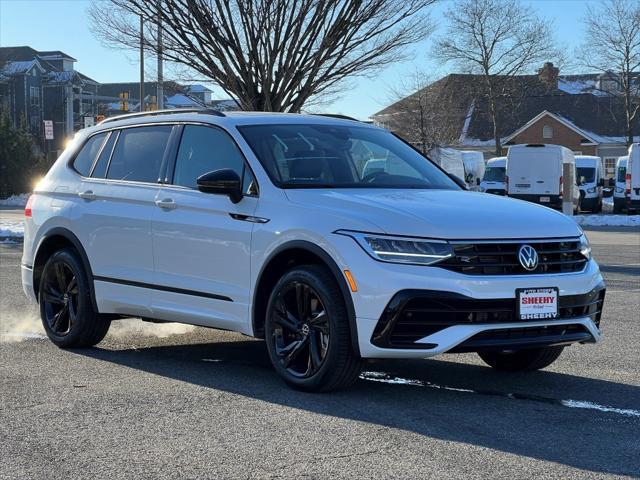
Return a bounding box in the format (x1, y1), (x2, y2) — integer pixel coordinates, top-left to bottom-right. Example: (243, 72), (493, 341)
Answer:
(76, 339), (640, 477)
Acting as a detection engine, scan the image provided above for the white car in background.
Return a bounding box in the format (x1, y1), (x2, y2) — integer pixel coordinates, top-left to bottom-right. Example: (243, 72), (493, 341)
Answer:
(575, 155), (605, 213)
(613, 156), (628, 213)
(627, 143), (640, 213)
(506, 144), (580, 212)
(21, 110), (605, 392)
(480, 156), (506, 195)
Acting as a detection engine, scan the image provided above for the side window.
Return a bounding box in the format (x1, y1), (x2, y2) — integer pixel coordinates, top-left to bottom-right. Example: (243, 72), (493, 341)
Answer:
(173, 125), (245, 189)
(107, 125), (172, 183)
(72, 132), (108, 176)
(91, 131), (118, 178)
(242, 167), (258, 195)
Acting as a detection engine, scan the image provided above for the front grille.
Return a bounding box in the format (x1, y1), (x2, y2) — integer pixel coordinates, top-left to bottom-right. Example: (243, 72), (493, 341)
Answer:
(371, 286), (605, 349)
(438, 239), (587, 275)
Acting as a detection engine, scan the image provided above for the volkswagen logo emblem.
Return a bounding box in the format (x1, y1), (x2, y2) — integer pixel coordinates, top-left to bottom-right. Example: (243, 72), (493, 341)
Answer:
(518, 245), (539, 271)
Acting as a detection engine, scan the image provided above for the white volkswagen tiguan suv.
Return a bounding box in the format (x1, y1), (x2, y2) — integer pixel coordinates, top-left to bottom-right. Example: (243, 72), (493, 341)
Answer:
(22, 110), (605, 391)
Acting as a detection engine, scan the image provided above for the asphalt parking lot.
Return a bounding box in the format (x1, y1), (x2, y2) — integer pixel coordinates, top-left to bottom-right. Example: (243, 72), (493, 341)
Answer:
(1, 227), (639, 479)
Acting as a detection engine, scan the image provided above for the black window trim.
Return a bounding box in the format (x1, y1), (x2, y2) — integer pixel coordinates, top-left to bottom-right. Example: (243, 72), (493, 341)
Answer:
(164, 121), (260, 198)
(89, 130), (118, 178)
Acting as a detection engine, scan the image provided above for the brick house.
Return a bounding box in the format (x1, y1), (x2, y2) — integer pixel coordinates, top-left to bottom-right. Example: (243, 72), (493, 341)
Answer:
(372, 63), (640, 178)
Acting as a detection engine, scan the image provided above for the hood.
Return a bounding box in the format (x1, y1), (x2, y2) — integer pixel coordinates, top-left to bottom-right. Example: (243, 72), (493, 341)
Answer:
(285, 189), (582, 240)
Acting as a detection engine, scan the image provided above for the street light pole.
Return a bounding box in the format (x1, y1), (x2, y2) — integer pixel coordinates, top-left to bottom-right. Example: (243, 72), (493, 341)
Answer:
(139, 15), (144, 112)
(156, 0), (164, 110)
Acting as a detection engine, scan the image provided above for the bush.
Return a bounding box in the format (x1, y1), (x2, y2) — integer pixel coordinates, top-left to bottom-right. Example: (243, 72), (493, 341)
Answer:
(0, 107), (47, 198)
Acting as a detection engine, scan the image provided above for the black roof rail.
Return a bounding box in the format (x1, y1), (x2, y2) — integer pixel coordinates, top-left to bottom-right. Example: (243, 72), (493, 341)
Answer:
(312, 113), (360, 122)
(99, 108), (225, 125)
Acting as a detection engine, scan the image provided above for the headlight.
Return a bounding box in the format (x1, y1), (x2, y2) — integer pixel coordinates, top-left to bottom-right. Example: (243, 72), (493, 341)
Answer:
(579, 234), (591, 260)
(587, 187), (597, 193)
(615, 187), (624, 193)
(335, 230), (454, 266)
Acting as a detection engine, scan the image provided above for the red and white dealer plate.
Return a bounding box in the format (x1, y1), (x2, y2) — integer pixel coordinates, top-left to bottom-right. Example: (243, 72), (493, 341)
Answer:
(516, 287), (559, 320)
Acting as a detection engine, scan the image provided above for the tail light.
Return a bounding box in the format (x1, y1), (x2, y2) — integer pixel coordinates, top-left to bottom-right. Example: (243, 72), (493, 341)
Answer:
(626, 173), (631, 195)
(24, 195), (34, 218)
(559, 176), (563, 198)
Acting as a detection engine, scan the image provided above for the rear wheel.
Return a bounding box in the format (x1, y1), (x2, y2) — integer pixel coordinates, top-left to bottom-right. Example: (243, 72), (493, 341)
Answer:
(478, 346), (564, 372)
(265, 265), (361, 392)
(39, 249), (110, 348)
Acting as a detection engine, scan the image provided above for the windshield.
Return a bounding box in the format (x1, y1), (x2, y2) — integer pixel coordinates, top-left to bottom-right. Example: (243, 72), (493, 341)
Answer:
(238, 124), (459, 189)
(482, 166), (505, 182)
(617, 166), (627, 183)
(577, 167), (596, 183)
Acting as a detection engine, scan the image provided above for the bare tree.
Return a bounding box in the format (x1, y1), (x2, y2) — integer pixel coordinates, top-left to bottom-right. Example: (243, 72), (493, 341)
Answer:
(383, 71), (463, 153)
(433, 0), (557, 155)
(89, 0), (435, 112)
(578, 0), (640, 146)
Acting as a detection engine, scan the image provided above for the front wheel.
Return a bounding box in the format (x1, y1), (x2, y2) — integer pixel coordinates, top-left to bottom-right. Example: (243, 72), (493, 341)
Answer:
(264, 265), (361, 392)
(478, 346), (564, 372)
(39, 249), (110, 348)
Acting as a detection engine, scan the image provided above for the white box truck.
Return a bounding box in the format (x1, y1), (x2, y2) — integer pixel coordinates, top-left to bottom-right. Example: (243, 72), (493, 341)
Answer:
(480, 156), (506, 195)
(506, 144), (580, 212)
(613, 156), (628, 213)
(576, 155), (605, 213)
(626, 143), (640, 213)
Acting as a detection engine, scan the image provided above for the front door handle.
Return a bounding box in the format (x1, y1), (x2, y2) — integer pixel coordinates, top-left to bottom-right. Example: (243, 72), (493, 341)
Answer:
(78, 190), (96, 201)
(155, 198), (177, 210)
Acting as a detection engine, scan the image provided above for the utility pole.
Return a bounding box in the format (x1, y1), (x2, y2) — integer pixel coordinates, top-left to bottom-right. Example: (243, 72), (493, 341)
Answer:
(139, 15), (144, 112)
(156, 0), (164, 110)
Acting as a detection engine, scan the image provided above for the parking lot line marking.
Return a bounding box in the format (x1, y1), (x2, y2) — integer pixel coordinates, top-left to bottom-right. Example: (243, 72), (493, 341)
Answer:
(359, 371), (640, 419)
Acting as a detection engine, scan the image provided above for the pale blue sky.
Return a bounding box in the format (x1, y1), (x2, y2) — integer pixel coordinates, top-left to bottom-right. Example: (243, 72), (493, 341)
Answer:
(0, 0), (600, 119)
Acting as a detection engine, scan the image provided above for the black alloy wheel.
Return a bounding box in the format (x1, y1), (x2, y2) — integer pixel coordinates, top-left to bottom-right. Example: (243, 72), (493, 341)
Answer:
(41, 260), (78, 336)
(265, 265), (361, 392)
(271, 282), (330, 378)
(38, 249), (110, 348)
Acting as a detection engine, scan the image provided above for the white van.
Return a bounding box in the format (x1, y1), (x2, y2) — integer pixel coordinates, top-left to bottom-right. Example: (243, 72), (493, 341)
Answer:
(506, 144), (580, 212)
(480, 156), (506, 195)
(430, 147), (467, 185)
(461, 151), (486, 191)
(575, 155), (605, 213)
(627, 143), (640, 213)
(613, 156), (628, 213)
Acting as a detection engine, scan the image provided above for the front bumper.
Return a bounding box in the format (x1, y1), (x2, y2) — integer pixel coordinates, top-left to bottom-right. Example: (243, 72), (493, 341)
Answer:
(362, 285), (604, 357)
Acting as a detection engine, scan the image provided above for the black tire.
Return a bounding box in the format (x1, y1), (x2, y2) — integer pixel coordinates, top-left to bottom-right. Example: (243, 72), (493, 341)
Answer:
(264, 265), (361, 392)
(478, 346), (564, 372)
(38, 249), (110, 348)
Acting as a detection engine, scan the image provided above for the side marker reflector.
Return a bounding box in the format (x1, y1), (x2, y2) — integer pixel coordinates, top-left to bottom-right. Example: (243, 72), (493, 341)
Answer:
(344, 270), (358, 292)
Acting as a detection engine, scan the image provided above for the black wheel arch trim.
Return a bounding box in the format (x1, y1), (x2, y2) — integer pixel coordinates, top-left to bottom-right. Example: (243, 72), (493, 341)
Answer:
(34, 227), (99, 312)
(253, 240), (360, 356)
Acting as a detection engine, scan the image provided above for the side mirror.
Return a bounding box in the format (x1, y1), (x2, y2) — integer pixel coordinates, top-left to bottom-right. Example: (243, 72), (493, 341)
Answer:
(197, 169), (242, 203)
(608, 177), (615, 187)
(448, 173), (468, 190)
(476, 177), (481, 186)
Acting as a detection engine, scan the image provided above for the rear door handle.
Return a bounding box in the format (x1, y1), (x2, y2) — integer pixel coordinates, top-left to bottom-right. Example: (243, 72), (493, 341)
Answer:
(78, 190), (96, 201)
(155, 198), (177, 210)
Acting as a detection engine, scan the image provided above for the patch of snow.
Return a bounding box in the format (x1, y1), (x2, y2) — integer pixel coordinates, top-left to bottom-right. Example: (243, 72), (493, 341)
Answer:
(574, 214), (640, 227)
(0, 221), (24, 238)
(0, 193), (29, 207)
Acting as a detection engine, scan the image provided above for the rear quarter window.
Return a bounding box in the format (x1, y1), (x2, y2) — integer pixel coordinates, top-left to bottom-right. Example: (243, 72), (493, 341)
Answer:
(72, 132), (108, 176)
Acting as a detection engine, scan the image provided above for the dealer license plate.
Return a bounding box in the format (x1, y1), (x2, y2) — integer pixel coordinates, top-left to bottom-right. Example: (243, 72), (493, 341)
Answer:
(517, 287), (559, 320)
(540, 196), (550, 202)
